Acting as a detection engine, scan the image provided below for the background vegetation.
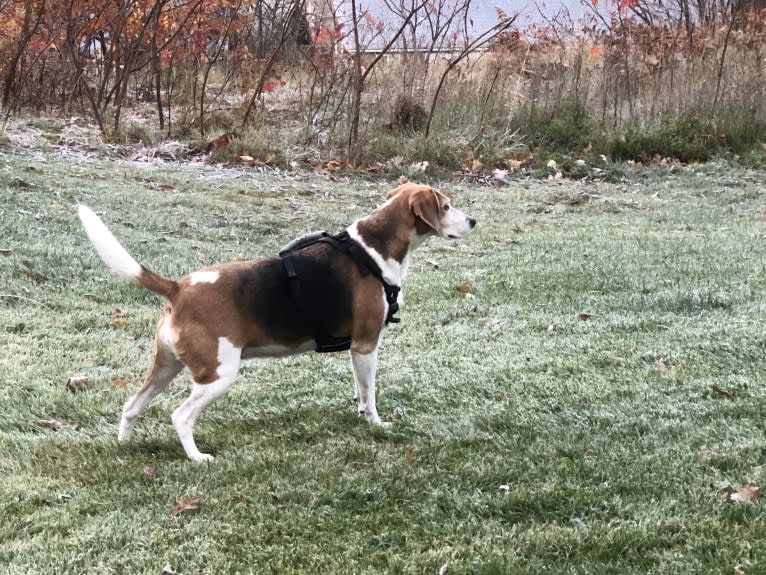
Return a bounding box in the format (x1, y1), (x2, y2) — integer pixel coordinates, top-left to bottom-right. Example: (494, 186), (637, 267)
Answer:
(2, 0), (766, 173)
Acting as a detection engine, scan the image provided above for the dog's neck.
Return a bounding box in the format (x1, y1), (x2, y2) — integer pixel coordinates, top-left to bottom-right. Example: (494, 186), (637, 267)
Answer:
(347, 218), (428, 286)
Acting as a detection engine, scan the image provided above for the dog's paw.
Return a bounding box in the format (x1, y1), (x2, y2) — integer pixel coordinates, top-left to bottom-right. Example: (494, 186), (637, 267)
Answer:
(190, 453), (215, 463)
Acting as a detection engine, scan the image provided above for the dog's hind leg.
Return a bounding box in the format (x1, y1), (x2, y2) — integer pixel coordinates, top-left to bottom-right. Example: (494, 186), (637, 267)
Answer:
(172, 337), (241, 463)
(119, 333), (183, 442)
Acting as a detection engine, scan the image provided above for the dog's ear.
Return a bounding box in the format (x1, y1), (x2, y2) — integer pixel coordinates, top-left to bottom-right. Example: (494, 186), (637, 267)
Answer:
(409, 188), (441, 231)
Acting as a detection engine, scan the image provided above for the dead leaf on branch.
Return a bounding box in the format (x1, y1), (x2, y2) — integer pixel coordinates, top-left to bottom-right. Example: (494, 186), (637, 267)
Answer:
(730, 485), (761, 503)
(170, 495), (201, 517)
(66, 374), (88, 393)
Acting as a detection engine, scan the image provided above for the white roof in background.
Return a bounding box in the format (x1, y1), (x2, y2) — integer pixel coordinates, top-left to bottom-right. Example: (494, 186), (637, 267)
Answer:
(324, 1), (612, 49)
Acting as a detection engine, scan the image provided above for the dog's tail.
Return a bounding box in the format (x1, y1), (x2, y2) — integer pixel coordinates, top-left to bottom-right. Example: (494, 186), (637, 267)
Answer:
(78, 205), (178, 300)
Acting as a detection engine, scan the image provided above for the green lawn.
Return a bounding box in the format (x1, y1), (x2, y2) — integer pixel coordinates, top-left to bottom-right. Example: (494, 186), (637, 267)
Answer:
(1, 152), (765, 574)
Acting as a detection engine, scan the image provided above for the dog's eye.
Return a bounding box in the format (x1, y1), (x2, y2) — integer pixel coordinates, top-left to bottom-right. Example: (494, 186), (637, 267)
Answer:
(443, 204), (450, 212)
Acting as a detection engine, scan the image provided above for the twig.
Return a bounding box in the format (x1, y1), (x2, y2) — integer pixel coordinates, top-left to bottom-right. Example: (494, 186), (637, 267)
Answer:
(0, 294), (51, 308)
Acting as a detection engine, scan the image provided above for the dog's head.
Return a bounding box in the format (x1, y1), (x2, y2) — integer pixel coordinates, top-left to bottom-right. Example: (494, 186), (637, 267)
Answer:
(386, 182), (476, 240)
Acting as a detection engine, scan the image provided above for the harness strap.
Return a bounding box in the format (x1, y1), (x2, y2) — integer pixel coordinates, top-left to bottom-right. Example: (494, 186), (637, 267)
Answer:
(318, 231), (401, 325)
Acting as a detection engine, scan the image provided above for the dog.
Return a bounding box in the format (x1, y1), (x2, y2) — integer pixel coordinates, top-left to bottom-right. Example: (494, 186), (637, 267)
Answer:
(78, 182), (476, 462)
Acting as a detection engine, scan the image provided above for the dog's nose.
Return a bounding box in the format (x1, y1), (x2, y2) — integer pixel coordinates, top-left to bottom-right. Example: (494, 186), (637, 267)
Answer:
(468, 217), (477, 229)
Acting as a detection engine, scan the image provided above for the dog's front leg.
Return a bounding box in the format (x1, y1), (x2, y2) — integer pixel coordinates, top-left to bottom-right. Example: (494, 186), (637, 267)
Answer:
(351, 348), (388, 426)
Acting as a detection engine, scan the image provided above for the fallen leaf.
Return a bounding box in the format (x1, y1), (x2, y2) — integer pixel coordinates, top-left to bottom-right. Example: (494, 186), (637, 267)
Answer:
(38, 419), (79, 431)
(498, 484), (510, 494)
(22, 270), (42, 282)
(143, 466), (158, 479)
(656, 358), (667, 370)
(411, 160), (429, 172)
(163, 564), (176, 575)
(66, 374), (88, 393)
(439, 564), (449, 575)
(576, 312), (591, 321)
(0, 248), (12, 256)
(492, 168), (509, 180)
(730, 485), (761, 503)
(455, 279), (473, 293)
(325, 160), (342, 171)
(239, 155), (254, 162)
(546, 159), (558, 169)
(170, 495), (201, 517)
(584, 449), (595, 457)
(397, 175), (409, 184)
(406, 448), (415, 465)
(735, 564), (746, 575)
(111, 308), (125, 318)
(711, 384), (733, 399)
(113, 379), (129, 389)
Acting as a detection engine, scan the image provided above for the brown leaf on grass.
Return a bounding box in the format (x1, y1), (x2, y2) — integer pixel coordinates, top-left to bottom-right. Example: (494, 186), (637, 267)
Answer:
(576, 312), (591, 321)
(405, 448), (416, 465)
(66, 374), (88, 393)
(112, 318), (128, 329)
(730, 485), (761, 503)
(113, 379), (129, 389)
(325, 160), (343, 171)
(711, 384), (733, 399)
(143, 466), (158, 479)
(38, 419), (79, 431)
(170, 496), (201, 517)
(455, 279), (473, 293)
(22, 270), (43, 282)
(111, 308), (125, 318)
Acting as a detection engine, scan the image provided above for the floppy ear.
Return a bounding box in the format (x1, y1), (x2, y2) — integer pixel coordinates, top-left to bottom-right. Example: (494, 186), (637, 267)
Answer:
(409, 188), (441, 231)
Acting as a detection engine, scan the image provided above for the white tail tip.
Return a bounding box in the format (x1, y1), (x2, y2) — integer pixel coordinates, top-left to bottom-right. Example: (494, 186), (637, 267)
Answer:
(78, 204), (142, 280)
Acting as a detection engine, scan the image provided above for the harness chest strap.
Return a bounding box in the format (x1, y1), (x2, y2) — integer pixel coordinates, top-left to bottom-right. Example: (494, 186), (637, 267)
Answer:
(279, 231), (401, 353)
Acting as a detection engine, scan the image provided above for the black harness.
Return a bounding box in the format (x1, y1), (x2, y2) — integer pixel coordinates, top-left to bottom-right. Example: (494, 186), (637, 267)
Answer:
(279, 231), (401, 353)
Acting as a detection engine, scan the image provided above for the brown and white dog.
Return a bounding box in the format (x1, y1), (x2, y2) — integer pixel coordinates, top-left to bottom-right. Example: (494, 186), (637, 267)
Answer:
(78, 183), (476, 462)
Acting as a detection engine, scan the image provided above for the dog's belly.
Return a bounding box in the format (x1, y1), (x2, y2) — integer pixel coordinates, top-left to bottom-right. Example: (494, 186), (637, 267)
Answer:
(240, 339), (316, 358)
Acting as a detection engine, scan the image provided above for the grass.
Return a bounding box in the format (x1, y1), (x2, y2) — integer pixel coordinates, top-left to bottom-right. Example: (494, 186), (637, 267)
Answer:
(1, 149), (766, 574)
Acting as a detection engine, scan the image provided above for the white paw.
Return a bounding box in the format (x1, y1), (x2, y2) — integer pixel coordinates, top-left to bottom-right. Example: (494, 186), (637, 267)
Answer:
(190, 453), (215, 463)
(117, 422), (133, 442)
